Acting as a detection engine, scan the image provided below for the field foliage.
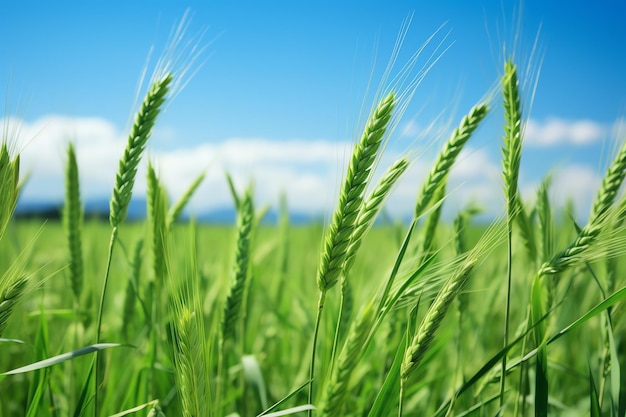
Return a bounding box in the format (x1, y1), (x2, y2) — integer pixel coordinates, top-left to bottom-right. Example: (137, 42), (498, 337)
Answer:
(2, 20), (626, 417)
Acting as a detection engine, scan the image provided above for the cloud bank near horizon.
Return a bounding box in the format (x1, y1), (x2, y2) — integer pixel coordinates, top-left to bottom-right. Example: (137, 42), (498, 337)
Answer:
(1, 114), (615, 220)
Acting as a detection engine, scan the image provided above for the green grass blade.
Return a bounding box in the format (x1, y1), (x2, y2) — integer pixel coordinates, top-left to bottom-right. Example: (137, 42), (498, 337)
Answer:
(547, 286), (626, 345)
(242, 354), (269, 412)
(256, 379), (311, 416)
(25, 305), (50, 417)
(225, 171), (241, 210)
(607, 318), (621, 416)
(107, 400), (159, 417)
(590, 368), (602, 417)
(0, 337), (24, 344)
(2, 344), (126, 375)
(25, 369), (49, 417)
(367, 333), (407, 417)
(531, 275), (548, 417)
(262, 405), (316, 417)
(72, 359), (95, 417)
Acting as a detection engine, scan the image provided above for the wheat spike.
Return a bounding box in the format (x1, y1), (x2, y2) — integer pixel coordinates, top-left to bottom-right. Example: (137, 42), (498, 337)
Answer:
(0, 277), (28, 338)
(63, 142), (84, 301)
(414, 103), (488, 218)
(109, 73), (173, 228)
(222, 186), (254, 345)
(317, 91), (396, 292)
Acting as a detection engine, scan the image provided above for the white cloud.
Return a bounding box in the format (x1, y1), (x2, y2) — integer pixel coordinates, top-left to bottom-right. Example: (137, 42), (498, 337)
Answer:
(400, 120), (421, 138)
(550, 165), (602, 220)
(3, 115), (125, 201)
(525, 118), (606, 147)
(1, 115), (608, 221)
(446, 147), (504, 218)
(3, 115), (354, 215)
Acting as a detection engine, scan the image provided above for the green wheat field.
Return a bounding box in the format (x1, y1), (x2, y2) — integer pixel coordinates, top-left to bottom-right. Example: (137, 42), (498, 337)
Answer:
(2, 28), (626, 417)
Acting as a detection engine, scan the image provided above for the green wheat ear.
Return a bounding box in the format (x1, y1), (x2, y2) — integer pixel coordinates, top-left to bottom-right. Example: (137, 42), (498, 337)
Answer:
(501, 59), (523, 211)
(343, 157), (410, 277)
(64, 142), (84, 302)
(317, 91), (396, 292)
(109, 73), (173, 228)
(320, 301), (375, 416)
(174, 306), (210, 417)
(539, 138), (626, 277)
(0, 276), (28, 338)
(0, 143), (20, 241)
(401, 259), (477, 384)
(222, 185), (254, 346)
(414, 102), (488, 219)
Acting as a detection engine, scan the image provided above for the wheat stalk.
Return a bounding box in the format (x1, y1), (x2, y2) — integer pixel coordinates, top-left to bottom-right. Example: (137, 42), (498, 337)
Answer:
(320, 302), (375, 416)
(166, 171), (206, 229)
(400, 259), (477, 385)
(342, 157), (409, 277)
(147, 162), (169, 286)
(413, 102), (488, 219)
(122, 239), (143, 339)
(500, 59), (523, 406)
(174, 307), (210, 417)
(589, 139), (626, 223)
(0, 143), (20, 242)
(222, 186), (254, 345)
(317, 91), (396, 292)
(501, 60), (523, 212)
(64, 142), (84, 302)
(309, 92), (395, 413)
(0, 276), (28, 338)
(96, 73), (173, 417)
(539, 139), (626, 277)
(109, 73), (173, 228)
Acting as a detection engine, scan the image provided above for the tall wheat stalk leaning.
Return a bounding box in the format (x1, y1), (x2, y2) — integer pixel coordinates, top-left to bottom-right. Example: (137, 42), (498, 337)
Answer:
(526, 133), (626, 416)
(413, 103), (489, 219)
(0, 143), (20, 242)
(64, 142), (84, 304)
(499, 59), (523, 408)
(308, 91), (396, 413)
(0, 276), (28, 339)
(94, 73), (172, 417)
(0, 138), (29, 342)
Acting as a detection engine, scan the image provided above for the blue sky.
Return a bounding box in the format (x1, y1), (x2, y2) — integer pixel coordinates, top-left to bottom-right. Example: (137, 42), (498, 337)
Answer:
(1, 1), (625, 219)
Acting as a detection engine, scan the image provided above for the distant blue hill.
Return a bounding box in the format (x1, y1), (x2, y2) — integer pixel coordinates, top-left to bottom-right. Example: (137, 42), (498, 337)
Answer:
(15, 198), (321, 225)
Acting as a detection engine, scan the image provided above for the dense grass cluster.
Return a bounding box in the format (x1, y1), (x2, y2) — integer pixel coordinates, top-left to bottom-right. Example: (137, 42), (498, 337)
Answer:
(2, 32), (626, 417)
